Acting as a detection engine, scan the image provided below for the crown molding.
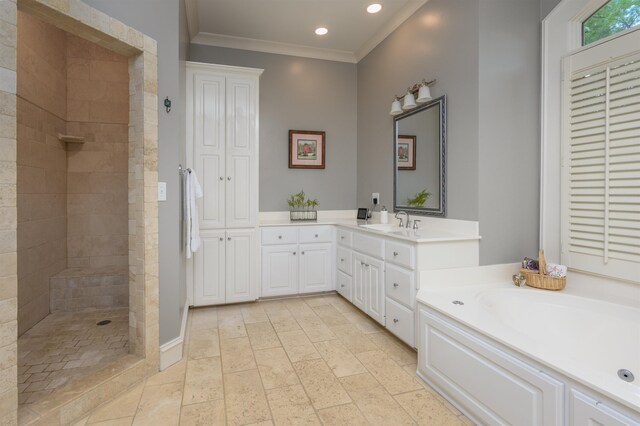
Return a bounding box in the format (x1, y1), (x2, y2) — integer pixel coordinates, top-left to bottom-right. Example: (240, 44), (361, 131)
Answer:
(184, 0), (199, 41)
(355, 0), (429, 62)
(191, 32), (357, 63)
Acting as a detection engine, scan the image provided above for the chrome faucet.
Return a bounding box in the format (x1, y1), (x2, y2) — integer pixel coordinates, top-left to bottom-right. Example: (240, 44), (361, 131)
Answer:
(395, 210), (410, 228)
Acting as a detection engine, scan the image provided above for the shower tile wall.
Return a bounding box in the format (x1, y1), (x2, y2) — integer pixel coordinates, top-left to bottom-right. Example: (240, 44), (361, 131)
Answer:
(65, 35), (129, 270)
(16, 13), (68, 335)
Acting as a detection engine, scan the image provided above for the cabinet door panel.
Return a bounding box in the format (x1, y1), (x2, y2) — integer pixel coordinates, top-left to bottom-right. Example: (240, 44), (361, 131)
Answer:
(261, 244), (298, 297)
(193, 74), (225, 229)
(226, 155), (252, 227)
(299, 243), (333, 294)
(193, 230), (226, 306)
(226, 229), (257, 303)
(570, 389), (638, 426)
(366, 257), (385, 325)
(352, 253), (366, 312)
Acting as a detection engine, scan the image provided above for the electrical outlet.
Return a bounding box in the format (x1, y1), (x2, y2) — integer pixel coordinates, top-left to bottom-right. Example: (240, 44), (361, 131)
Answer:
(158, 182), (167, 201)
(372, 192), (380, 205)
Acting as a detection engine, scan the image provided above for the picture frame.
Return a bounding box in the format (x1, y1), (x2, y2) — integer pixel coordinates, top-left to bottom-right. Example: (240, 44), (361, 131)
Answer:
(289, 130), (326, 169)
(397, 135), (416, 170)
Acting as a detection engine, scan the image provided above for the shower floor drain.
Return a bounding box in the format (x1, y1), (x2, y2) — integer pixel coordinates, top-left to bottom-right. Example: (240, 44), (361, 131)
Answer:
(96, 320), (112, 326)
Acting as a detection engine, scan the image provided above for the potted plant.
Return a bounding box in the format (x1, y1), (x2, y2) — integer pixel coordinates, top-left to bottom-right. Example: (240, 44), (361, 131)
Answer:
(407, 189), (430, 208)
(287, 190), (319, 221)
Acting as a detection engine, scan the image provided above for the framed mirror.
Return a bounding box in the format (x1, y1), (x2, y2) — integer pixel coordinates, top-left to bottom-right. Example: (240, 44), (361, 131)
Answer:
(393, 95), (446, 216)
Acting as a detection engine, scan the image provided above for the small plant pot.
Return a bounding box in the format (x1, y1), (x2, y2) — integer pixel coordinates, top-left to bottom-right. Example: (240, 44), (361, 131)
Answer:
(290, 209), (317, 222)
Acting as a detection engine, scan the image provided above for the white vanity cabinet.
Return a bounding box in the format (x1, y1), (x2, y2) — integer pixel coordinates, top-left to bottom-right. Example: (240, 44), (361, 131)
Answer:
(569, 389), (639, 426)
(261, 226), (334, 297)
(352, 252), (385, 325)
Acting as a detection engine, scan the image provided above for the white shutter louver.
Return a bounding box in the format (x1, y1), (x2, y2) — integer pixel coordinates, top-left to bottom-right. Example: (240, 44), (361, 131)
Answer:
(562, 29), (640, 282)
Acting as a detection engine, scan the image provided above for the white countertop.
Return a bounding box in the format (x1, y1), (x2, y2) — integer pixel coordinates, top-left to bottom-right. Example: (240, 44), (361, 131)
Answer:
(259, 215), (481, 244)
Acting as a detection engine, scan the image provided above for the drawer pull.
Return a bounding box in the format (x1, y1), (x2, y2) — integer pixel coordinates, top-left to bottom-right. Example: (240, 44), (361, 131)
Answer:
(219, 237), (223, 241)
(340, 258), (344, 262)
(393, 251), (399, 257)
(227, 237), (231, 241)
(364, 263), (369, 267)
(301, 251), (305, 255)
(340, 236), (345, 239)
(293, 251), (296, 255)
(315, 234), (318, 238)
(393, 283), (399, 288)
(393, 318), (399, 323)
(341, 284), (345, 288)
(360, 261), (365, 266)
(227, 176), (231, 181)
(219, 176), (223, 181)
(278, 235), (282, 239)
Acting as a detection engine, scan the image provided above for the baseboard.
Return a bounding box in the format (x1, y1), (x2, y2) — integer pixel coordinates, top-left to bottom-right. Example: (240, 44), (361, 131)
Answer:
(159, 300), (189, 370)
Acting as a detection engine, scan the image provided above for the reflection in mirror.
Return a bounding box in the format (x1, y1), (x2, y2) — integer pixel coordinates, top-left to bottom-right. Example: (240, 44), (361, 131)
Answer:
(394, 96), (446, 216)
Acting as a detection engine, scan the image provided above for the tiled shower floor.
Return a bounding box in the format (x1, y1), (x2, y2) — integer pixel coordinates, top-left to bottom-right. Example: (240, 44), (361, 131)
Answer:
(17, 308), (129, 406)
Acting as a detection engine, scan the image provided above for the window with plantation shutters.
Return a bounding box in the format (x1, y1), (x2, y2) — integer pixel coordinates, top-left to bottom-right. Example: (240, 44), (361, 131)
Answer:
(561, 26), (640, 283)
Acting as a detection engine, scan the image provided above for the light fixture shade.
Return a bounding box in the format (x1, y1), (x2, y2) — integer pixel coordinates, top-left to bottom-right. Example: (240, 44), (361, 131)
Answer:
(390, 99), (402, 115)
(402, 91), (417, 110)
(417, 84), (432, 103)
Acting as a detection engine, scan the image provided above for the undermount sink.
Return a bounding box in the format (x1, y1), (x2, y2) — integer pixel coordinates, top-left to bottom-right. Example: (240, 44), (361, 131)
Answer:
(359, 223), (402, 233)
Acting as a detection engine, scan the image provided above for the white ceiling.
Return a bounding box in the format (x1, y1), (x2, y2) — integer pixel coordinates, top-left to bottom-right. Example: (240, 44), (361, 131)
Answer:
(186, 0), (428, 63)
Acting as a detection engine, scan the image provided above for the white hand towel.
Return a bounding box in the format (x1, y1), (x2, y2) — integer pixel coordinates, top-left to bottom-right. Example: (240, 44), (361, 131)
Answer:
(185, 170), (203, 259)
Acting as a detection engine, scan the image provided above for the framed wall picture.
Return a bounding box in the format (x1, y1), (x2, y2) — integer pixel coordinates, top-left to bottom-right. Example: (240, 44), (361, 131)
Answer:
(397, 135), (416, 170)
(289, 130), (326, 169)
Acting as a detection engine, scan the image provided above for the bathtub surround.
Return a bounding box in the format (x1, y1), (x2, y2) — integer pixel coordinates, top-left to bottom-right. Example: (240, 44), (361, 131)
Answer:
(1, 0), (160, 422)
(16, 12), (68, 334)
(357, 0), (541, 266)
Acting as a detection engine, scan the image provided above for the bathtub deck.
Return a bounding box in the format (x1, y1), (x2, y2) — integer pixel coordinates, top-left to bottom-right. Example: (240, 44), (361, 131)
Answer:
(17, 308), (129, 407)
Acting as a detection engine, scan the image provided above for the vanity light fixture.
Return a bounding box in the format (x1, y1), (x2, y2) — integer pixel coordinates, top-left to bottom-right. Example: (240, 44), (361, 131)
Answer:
(389, 78), (436, 115)
(367, 3), (382, 13)
(315, 27), (328, 35)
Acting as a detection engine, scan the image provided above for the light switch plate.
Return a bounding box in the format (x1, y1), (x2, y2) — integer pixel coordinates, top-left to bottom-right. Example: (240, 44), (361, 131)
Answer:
(158, 182), (167, 201)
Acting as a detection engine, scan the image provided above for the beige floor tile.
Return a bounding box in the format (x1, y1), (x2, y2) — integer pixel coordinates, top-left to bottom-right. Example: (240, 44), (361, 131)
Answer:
(271, 317), (301, 333)
(277, 330), (321, 363)
(182, 357), (224, 405)
(316, 403), (368, 426)
(246, 322), (281, 350)
(329, 323), (379, 354)
(90, 418), (134, 426)
(394, 390), (463, 426)
(329, 296), (359, 314)
(145, 359), (186, 387)
(188, 328), (220, 359)
(357, 350), (422, 395)
(218, 314), (247, 340)
(87, 383), (144, 423)
(367, 332), (417, 366)
(303, 296), (333, 307)
(343, 312), (384, 334)
(220, 336), (257, 373)
(254, 347), (299, 390)
(224, 369), (272, 426)
(190, 308), (218, 330)
(245, 422), (274, 426)
(132, 382), (182, 426)
(179, 399), (225, 425)
(312, 304), (350, 326)
(297, 317), (336, 342)
(339, 373), (415, 426)
(293, 359), (351, 410)
(314, 339), (367, 378)
(242, 306), (269, 324)
(266, 384), (320, 425)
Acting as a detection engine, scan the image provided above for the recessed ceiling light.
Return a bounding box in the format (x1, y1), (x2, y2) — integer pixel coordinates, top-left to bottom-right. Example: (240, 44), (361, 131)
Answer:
(315, 27), (328, 35)
(367, 3), (382, 13)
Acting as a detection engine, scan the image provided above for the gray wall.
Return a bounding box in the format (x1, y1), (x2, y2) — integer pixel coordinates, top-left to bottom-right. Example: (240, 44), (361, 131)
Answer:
(540, 0), (563, 19)
(357, 0), (480, 218)
(189, 45), (358, 211)
(478, 0), (541, 264)
(83, 0), (187, 345)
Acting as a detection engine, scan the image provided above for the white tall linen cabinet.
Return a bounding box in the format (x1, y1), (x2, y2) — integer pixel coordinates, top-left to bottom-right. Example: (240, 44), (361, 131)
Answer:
(186, 62), (263, 306)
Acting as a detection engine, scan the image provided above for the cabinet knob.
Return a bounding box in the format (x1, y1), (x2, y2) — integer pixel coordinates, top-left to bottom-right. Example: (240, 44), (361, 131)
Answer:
(227, 176), (231, 181)
(219, 237), (223, 241)
(219, 176), (223, 181)
(340, 258), (344, 262)
(360, 261), (365, 266)
(364, 263), (369, 267)
(341, 284), (345, 288)
(293, 251), (296, 255)
(315, 234), (318, 238)
(340, 236), (344, 240)
(227, 237), (231, 241)
(393, 318), (399, 323)
(278, 235), (282, 239)
(301, 251), (305, 255)
(393, 283), (399, 288)
(393, 251), (399, 257)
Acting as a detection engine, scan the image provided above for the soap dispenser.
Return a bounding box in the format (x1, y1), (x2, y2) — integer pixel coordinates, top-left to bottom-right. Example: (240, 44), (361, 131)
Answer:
(380, 206), (388, 224)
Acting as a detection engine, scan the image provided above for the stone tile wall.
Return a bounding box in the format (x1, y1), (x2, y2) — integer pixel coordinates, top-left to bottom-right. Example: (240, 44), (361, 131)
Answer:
(16, 11), (68, 335)
(66, 34), (129, 270)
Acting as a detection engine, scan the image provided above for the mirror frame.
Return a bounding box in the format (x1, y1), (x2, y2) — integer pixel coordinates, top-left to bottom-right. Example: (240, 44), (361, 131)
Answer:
(393, 95), (446, 217)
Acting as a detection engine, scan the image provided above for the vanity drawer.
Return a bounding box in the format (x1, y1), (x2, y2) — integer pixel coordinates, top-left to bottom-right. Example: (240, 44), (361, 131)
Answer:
(385, 240), (415, 269)
(352, 232), (385, 259)
(337, 246), (352, 275)
(337, 228), (352, 247)
(337, 270), (352, 302)
(299, 226), (333, 243)
(385, 297), (415, 347)
(385, 264), (415, 308)
(262, 227), (298, 245)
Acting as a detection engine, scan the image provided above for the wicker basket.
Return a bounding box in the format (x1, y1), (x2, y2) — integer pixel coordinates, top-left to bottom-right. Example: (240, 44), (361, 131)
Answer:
(521, 250), (566, 291)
